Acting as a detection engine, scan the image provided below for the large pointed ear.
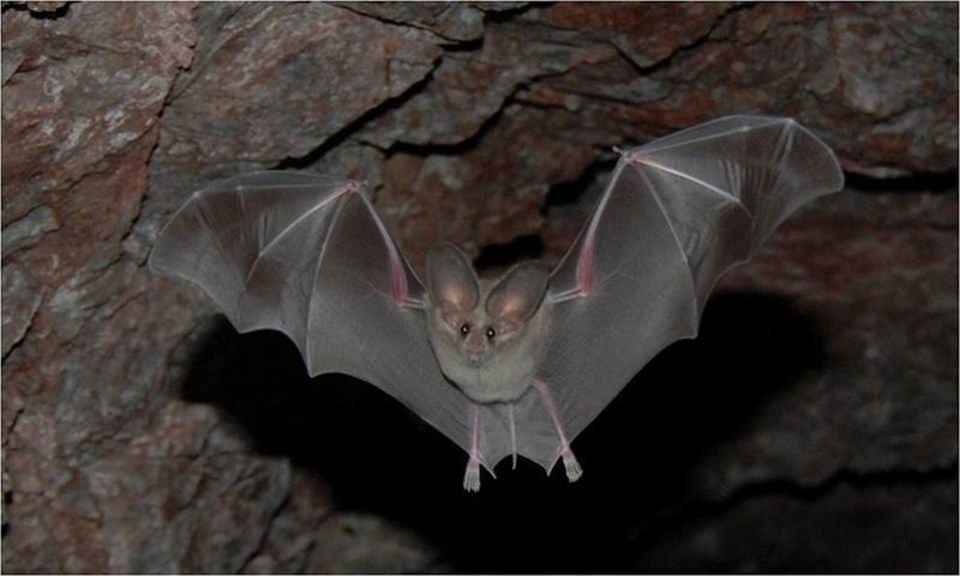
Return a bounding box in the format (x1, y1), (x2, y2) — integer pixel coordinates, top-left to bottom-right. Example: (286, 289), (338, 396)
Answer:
(486, 261), (550, 323)
(426, 242), (479, 313)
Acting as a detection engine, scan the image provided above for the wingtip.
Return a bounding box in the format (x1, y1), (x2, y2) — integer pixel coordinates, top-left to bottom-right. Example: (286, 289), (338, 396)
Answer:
(146, 247), (163, 274)
(789, 118), (846, 193)
(720, 114), (846, 194)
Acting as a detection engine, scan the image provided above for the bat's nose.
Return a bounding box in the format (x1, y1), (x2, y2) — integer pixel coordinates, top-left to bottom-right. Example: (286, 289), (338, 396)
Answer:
(466, 352), (483, 365)
(465, 336), (485, 356)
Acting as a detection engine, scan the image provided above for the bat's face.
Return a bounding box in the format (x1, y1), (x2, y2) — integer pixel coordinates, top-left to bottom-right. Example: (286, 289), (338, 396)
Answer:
(425, 243), (551, 403)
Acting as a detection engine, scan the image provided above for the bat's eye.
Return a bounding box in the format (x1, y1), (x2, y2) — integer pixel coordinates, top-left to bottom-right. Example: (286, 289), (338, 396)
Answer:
(485, 327), (496, 340)
(459, 323), (471, 337)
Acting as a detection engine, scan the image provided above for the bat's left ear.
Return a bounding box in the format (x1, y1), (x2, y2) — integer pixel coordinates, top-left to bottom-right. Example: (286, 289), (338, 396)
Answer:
(486, 262), (550, 323)
(426, 243), (480, 313)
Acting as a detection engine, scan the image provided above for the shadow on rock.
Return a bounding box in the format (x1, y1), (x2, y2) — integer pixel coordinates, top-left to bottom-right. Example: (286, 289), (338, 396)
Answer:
(176, 289), (824, 573)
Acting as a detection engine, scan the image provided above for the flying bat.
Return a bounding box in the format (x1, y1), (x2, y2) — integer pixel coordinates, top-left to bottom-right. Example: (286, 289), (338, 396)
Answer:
(150, 115), (844, 491)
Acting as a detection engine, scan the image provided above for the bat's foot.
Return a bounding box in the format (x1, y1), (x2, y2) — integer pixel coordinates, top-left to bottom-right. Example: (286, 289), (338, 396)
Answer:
(561, 448), (583, 482)
(463, 459), (481, 492)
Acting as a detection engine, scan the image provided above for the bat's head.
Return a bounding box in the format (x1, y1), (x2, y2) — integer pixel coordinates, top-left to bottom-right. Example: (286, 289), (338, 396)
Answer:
(425, 243), (551, 403)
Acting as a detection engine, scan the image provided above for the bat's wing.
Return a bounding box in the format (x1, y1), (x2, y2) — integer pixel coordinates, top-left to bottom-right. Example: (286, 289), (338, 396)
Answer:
(150, 172), (474, 461)
(521, 116), (844, 473)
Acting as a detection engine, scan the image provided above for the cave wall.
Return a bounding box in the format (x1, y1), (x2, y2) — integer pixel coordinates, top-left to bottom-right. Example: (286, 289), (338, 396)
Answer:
(1, 2), (956, 572)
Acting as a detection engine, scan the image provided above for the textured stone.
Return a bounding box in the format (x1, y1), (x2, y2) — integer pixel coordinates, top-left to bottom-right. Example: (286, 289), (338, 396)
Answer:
(361, 24), (615, 147)
(633, 474), (958, 573)
(155, 3), (442, 169)
(1, 3), (195, 224)
(301, 512), (440, 573)
(519, 3), (957, 177)
(525, 2), (733, 68)
(828, 3), (958, 175)
(378, 103), (603, 265)
(1, 263), (42, 358)
(1, 3), (207, 572)
(333, 2), (489, 42)
(242, 468), (335, 573)
(1, 205), (59, 260)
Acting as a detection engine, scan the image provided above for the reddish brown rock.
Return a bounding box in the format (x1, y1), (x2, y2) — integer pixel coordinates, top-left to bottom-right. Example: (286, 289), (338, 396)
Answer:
(361, 25), (616, 147)
(2, 3), (194, 224)
(242, 468), (335, 573)
(519, 3), (957, 177)
(526, 2), (734, 68)
(155, 3), (442, 169)
(1, 262), (42, 357)
(378, 103), (603, 266)
(333, 2), (489, 42)
(244, 468), (440, 573)
(1, 3), (207, 572)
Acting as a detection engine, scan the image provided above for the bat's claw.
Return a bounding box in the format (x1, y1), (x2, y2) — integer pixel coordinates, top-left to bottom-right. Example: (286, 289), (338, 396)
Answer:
(463, 459), (481, 492)
(561, 448), (583, 482)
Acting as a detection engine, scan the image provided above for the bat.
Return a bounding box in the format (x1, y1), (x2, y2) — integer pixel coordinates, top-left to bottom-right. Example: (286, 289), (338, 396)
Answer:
(149, 115), (844, 491)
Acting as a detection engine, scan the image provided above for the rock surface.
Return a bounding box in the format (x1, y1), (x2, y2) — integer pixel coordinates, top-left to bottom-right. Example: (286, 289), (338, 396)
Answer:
(2, 2), (956, 573)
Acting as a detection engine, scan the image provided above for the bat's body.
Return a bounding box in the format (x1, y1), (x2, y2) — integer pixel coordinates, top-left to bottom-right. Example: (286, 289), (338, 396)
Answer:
(150, 116), (844, 491)
(425, 244), (552, 404)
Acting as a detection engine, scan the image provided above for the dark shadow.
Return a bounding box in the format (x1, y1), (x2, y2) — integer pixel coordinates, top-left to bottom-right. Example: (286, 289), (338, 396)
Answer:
(1, 2), (71, 19)
(176, 288), (824, 573)
(543, 157), (618, 208)
(473, 234), (545, 270)
(842, 169), (958, 194)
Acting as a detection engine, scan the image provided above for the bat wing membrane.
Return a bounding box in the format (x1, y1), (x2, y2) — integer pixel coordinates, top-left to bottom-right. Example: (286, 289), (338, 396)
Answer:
(524, 116), (844, 472)
(149, 171), (474, 459)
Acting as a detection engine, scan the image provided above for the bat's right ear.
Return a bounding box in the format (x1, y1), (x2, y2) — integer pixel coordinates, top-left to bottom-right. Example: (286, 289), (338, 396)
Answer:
(426, 243), (479, 313)
(486, 261), (550, 323)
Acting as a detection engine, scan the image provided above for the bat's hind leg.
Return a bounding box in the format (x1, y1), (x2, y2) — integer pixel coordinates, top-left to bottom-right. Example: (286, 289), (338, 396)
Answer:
(560, 444), (583, 482)
(463, 404), (483, 492)
(463, 457), (481, 492)
(533, 380), (583, 482)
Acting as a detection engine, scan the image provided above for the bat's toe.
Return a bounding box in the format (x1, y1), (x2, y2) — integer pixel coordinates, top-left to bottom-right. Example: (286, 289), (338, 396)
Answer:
(463, 461), (481, 492)
(562, 449), (583, 482)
